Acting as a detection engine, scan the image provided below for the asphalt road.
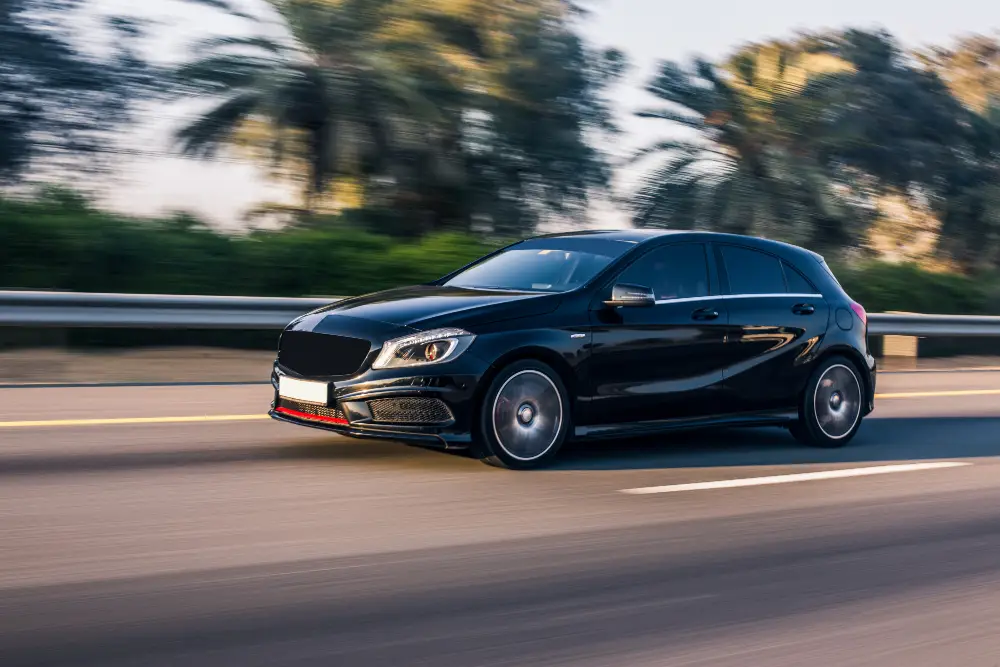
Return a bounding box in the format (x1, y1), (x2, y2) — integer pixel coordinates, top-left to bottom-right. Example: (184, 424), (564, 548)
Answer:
(2, 371), (1000, 666)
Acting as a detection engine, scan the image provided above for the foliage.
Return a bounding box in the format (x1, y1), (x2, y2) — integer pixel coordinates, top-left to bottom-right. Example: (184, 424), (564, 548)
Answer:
(173, 0), (624, 234)
(917, 34), (1000, 271)
(631, 29), (1000, 269)
(919, 34), (1000, 114)
(6, 191), (1000, 321)
(0, 191), (496, 297)
(833, 261), (993, 315)
(0, 0), (151, 182)
(629, 39), (867, 250)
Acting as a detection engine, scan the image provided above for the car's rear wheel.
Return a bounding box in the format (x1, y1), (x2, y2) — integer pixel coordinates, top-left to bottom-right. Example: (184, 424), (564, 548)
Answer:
(790, 355), (865, 448)
(473, 360), (570, 469)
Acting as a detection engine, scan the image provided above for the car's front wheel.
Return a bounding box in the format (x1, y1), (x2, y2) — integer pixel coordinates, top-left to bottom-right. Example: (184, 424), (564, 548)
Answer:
(790, 355), (865, 448)
(473, 360), (571, 469)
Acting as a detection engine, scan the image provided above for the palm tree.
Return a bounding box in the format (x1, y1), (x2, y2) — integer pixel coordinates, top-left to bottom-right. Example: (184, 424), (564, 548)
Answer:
(172, 0), (486, 219)
(1, 0), (149, 182)
(630, 41), (859, 246)
(175, 0), (622, 235)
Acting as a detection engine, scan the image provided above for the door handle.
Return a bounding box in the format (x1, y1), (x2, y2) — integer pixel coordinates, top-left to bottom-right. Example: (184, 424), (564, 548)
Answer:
(692, 308), (719, 321)
(792, 303), (815, 315)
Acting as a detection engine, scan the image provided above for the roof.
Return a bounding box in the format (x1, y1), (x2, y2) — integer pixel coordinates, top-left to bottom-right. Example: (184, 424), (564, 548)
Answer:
(531, 229), (685, 243)
(531, 229), (820, 259)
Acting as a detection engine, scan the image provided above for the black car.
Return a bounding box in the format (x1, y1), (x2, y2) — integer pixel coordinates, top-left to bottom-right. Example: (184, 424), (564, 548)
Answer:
(269, 230), (876, 469)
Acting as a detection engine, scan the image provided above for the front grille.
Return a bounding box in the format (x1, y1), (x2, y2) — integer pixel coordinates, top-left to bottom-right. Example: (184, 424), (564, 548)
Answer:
(278, 330), (371, 377)
(276, 398), (347, 423)
(367, 398), (454, 425)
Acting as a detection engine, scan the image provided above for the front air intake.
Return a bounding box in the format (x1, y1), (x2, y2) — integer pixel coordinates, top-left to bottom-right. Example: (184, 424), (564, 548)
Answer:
(367, 398), (454, 425)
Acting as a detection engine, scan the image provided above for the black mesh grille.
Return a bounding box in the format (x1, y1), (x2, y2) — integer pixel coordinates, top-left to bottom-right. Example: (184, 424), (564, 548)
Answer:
(367, 398), (453, 424)
(277, 331), (371, 377)
(277, 398), (346, 422)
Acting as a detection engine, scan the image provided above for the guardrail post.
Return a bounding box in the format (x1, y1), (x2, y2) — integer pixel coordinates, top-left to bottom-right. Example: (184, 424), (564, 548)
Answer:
(881, 311), (918, 370)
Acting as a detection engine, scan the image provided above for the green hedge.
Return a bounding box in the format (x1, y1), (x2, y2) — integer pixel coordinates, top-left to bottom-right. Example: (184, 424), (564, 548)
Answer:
(0, 192), (496, 297)
(3, 191), (1000, 316)
(832, 262), (1000, 315)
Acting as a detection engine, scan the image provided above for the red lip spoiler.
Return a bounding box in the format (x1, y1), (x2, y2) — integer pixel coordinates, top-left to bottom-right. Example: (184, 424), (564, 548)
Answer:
(275, 406), (348, 425)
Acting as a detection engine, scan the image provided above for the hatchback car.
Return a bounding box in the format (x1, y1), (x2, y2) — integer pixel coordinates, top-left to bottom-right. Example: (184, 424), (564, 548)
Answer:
(270, 230), (876, 469)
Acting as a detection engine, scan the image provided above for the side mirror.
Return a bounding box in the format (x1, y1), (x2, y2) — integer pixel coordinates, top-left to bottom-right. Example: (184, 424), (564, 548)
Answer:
(603, 283), (655, 308)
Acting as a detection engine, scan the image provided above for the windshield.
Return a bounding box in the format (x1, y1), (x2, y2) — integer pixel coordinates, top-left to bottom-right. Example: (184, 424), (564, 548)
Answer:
(444, 238), (633, 292)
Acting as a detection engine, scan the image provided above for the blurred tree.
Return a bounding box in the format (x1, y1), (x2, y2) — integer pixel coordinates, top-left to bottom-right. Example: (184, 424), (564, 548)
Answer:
(790, 30), (973, 194)
(454, 0), (625, 236)
(792, 30), (1000, 270)
(629, 40), (862, 248)
(632, 28), (1000, 266)
(918, 35), (1000, 269)
(0, 0), (150, 182)
(920, 34), (1000, 114)
(174, 0), (623, 234)
(173, 0), (474, 220)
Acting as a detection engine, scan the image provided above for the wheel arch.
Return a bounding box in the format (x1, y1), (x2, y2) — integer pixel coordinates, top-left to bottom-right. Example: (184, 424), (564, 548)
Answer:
(473, 346), (579, 422)
(814, 345), (873, 404)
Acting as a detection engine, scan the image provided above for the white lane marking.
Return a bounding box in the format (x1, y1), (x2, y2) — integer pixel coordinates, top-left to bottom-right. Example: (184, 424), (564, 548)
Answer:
(620, 462), (971, 495)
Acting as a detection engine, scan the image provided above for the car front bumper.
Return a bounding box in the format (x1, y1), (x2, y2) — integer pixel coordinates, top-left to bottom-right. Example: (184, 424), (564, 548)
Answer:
(268, 355), (491, 448)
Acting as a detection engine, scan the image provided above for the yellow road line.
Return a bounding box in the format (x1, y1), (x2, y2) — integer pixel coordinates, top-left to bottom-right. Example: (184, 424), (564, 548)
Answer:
(876, 389), (1000, 399)
(0, 414), (270, 428)
(0, 388), (998, 428)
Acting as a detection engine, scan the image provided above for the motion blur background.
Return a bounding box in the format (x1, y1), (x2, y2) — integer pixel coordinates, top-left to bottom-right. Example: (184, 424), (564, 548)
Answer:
(1, 0), (1000, 374)
(7, 5), (1000, 667)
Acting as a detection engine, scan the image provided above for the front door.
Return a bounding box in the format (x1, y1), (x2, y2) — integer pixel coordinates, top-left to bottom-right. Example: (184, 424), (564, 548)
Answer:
(588, 243), (729, 426)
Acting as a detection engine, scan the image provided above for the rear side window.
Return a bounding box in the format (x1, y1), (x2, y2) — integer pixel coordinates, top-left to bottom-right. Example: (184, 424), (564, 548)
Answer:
(617, 243), (710, 301)
(782, 261), (816, 294)
(819, 259), (841, 286)
(720, 246), (785, 294)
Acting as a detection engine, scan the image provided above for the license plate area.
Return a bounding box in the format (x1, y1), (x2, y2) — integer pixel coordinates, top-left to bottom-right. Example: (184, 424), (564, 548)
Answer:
(278, 376), (329, 405)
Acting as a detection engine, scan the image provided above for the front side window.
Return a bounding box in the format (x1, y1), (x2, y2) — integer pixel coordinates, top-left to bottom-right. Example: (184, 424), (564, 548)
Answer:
(444, 238), (633, 292)
(617, 244), (710, 301)
(721, 246), (785, 294)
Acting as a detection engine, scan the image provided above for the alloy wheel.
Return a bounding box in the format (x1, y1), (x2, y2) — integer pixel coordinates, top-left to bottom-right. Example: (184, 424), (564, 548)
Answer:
(491, 369), (563, 462)
(813, 363), (862, 440)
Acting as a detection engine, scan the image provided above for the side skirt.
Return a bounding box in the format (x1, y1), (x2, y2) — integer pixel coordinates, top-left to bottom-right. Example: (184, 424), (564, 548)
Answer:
(574, 410), (799, 441)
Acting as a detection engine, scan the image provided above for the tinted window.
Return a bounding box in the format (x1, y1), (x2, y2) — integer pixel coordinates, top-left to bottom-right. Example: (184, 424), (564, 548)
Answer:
(445, 238), (633, 292)
(782, 261), (816, 293)
(617, 244), (710, 301)
(820, 259), (841, 286)
(721, 246), (785, 294)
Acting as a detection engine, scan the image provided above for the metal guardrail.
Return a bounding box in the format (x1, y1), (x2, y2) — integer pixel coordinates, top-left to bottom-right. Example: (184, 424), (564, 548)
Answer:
(0, 291), (339, 329)
(2, 290), (1000, 335)
(868, 313), (1000, 337)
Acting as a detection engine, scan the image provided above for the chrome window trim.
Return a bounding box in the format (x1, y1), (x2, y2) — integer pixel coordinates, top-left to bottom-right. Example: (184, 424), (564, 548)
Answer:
(723, 293), (823, 299)
(652, 295), (719, 305)
(653, 293), (822, 305)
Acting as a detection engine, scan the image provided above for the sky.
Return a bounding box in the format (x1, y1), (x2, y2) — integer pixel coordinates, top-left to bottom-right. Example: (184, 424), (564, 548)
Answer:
(86, 0), (999, 229)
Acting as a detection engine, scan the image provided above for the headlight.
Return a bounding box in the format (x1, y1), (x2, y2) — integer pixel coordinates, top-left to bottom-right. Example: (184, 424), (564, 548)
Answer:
(371, 328), (476, 370)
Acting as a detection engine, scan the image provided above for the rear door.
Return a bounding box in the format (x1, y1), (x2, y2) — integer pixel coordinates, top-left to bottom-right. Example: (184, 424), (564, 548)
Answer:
(716, 244), (830, 414)
(587, 242), (729, 426)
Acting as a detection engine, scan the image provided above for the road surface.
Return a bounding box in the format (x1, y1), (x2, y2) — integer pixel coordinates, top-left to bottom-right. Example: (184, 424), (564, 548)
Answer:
(2, 370), (1000, 666)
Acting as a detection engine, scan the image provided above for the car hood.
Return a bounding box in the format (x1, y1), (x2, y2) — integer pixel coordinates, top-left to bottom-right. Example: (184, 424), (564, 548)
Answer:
(308, 285), (562, 330)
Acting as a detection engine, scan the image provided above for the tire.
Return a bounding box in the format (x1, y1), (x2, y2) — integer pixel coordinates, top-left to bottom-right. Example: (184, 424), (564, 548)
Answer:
(472, 360), (571, 470)
(790, 355), (865, 448)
